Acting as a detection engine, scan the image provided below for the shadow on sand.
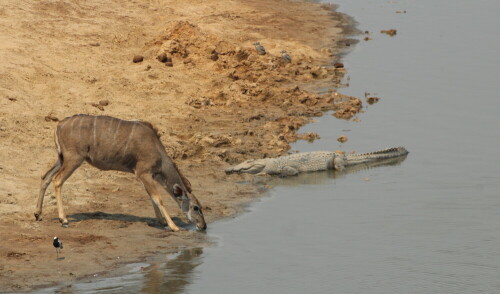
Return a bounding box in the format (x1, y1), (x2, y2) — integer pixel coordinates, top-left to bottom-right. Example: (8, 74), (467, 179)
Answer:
(66, 212), (190, 230)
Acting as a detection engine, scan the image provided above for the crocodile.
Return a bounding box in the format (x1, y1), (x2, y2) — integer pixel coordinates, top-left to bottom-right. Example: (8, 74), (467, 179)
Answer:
(225, 147), (408, 177)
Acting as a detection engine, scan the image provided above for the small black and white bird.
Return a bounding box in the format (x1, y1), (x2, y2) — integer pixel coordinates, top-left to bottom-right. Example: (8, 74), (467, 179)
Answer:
(254, 42), (266, 55)
(53, 237), (63, 257)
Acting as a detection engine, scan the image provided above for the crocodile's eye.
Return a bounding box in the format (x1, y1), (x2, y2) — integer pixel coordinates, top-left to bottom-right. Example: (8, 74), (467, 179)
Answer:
(193, 206), (200, 212)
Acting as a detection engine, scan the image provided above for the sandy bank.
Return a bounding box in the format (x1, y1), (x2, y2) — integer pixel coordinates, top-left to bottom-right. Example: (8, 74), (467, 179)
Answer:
(0, 0), (361, 291)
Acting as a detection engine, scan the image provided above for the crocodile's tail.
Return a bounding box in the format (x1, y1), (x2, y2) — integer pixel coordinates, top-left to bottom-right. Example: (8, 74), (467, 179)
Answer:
(344, 147), (409, 166)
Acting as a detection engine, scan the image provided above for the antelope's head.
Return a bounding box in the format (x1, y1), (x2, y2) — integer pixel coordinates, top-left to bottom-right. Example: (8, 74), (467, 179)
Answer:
(171, 183), (207, 231)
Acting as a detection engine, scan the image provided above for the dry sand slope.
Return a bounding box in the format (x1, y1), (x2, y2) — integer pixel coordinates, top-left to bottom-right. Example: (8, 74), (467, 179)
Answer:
(0, 0), (361, 291)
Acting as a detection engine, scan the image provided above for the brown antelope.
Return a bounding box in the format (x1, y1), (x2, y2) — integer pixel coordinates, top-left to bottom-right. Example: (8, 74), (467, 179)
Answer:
(35, 114), (207, 231)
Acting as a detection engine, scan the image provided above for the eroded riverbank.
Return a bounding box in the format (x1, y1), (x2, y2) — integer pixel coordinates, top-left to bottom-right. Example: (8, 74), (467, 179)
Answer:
(0, 0), (360, 291)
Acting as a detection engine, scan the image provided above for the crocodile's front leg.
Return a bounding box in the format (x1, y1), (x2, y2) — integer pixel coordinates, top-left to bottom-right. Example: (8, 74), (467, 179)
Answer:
(280, 166), (299, 176)
(262, 166), (298, 177)
(333, 155), (346, 171)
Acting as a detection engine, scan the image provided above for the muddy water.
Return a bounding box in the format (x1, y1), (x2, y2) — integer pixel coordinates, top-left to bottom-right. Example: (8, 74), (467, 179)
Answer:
(41, 0), (500, 293)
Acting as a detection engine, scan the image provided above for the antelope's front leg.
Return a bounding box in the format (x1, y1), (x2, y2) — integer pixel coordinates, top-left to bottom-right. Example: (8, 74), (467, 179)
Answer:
(151, 199), (168, 226)
(139, 174), (180, 232)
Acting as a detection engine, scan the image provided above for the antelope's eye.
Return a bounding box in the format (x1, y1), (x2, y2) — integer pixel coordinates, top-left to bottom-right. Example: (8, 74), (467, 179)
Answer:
(193, 206), (200, 212)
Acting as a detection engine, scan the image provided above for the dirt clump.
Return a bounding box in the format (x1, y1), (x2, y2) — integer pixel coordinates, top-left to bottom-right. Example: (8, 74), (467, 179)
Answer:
(132, 55), (144, 63)
(381, 29), (398, 36)
(366, 96), (381, 104)
(337, 135), (348, 143)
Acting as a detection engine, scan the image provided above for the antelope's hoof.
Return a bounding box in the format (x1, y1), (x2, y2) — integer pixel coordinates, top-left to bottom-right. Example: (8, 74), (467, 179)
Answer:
(167, 226), (181, 232)
(34, 213), (42, 221)
(59, 218), (69, 228)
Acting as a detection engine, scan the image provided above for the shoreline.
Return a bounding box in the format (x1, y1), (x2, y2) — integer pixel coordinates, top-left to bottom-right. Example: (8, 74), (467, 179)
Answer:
(0, 0), (361, 291)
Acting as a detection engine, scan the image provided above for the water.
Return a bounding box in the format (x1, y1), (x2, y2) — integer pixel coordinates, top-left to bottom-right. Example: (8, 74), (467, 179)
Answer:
(43, 0), (500, 293)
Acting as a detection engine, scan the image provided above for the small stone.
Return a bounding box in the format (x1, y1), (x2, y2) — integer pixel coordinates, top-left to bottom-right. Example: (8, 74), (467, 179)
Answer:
(91, 103), (105, 111)
(157, 52), (168, 63)
(366, 97), (380, 105)
(253, 42), (266, 55)
(381, 29), (397, 36)
(165, 61), (173, 67)
(281, 50), (292, 63)
(89, 42), (100, 47)
(333, 62), (344, 69)
(99, 99), (109, 106)
(132, 55), (144, 63)
(44, 114), (59, 122)
(210, 51), (219, 61)
(337, 135), (348, 143)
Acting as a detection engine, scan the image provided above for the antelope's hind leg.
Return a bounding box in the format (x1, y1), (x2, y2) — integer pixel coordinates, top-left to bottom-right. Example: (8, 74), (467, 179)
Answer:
(35, 158), (62, 221)
(139, 173), (180, 232)
(52, 154), (84, 227)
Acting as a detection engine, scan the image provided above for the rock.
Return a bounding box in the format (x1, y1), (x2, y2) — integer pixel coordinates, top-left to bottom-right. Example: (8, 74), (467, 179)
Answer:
(210, 51), (219, 61)
(99, 99), (110, 106)
(165, 61), (173, 67)
(253, 42), (266, 55)
(196, 134), (232, 147)
(366, 97), (380, 104)
(337, 135), (348, 143)
(91, 103), (105, 111)
(297, 132), (320, 142)
(381, 29), (397, 36)
(132, 55), (144, 63)
(44, 114), (59, 122)
(333, 62), (344, 69)
(157, 52), (168, 63)
(281, 50), (292, 63)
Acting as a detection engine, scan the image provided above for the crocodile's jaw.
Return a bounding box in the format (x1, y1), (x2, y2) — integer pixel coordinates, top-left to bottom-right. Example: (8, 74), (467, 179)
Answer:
(225, 160), (266, 174)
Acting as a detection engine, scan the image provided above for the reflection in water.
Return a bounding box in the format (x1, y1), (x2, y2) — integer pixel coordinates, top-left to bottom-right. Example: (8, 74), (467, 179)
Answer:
(141, 248), (203, 294)
(37, 248), (203, 294)
(264, 154), (408, 187)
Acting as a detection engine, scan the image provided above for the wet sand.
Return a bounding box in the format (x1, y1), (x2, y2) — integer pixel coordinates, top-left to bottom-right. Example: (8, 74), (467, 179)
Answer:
(0, 0), (361, 291)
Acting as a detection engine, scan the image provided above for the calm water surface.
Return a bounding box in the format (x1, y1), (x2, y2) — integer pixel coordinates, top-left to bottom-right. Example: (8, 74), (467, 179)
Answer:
(43, 0), (500, 293)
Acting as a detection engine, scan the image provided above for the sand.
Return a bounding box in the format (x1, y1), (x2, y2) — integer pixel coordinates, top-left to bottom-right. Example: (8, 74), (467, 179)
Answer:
(0, 0), (361, 291)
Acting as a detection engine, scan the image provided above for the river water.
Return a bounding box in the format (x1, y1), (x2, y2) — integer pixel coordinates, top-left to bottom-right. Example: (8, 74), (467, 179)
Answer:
(41, 0), (500, 293)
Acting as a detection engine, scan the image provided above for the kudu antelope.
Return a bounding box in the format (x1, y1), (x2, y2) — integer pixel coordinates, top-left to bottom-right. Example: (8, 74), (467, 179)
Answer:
(35, 114), (206, 231)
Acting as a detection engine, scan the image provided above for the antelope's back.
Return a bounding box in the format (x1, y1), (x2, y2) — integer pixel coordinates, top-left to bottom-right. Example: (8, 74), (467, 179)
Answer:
(56, 115), (161, 172)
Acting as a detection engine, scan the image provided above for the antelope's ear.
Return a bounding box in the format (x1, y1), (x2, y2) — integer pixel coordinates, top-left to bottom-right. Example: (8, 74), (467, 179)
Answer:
(172, 184), (183, 197)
